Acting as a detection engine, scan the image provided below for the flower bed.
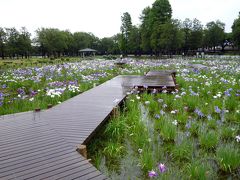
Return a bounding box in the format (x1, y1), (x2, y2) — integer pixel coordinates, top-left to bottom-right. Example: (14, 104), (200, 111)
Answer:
(88, 57), (240, 179)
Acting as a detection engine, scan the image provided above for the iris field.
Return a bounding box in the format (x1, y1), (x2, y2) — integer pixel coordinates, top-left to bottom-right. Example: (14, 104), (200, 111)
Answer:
(88, 56), (240, 179)
(0, 56), (239, 179)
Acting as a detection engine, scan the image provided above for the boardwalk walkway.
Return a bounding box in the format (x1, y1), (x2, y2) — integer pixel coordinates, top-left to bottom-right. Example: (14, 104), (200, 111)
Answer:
(0, 75), (176, 179)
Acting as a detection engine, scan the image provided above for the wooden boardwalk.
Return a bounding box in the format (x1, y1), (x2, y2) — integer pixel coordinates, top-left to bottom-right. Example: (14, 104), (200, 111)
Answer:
(188, 64), (208, 70)
(0, 75), (176, 179)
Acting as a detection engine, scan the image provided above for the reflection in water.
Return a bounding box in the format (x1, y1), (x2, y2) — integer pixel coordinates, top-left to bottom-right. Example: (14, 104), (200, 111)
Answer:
(140, 104), (163, 162)
(99, 140), (142, 180)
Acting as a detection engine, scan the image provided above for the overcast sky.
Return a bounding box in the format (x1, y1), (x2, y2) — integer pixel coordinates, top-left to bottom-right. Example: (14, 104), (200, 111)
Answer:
(0, 0), (239, 38)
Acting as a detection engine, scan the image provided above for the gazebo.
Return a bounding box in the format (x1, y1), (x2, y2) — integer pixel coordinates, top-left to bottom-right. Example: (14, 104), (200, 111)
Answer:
(78, 48), (97, 57)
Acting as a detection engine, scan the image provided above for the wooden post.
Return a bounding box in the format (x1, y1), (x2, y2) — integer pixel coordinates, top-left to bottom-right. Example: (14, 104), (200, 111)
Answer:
(112, 106), (120, 119)
(76, 144), (87, 159)
(175, 84), (179, 90)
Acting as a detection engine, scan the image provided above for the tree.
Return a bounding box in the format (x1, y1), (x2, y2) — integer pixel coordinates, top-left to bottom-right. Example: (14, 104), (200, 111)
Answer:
(159, 20), (183, 56)
(62, 30), (74, 56)
(182, 18), (192, 53)
(149, 0), (172, 54)
(189, 18), (203, 50)
(150, 0), (172, 25)
(140, 7), (152, 54)
(232, 12), (240, 50)
(120, 12), (132, 55)
(36, 28), (71, 57)
(17, 27), (32, 58)
(129, 26), (141, 55)
(181, 18), (203, 53)
(205, 20), (225, 52)
(99, 37), (117, 55)
(72, 32), (99, 55)
(112, 34), (121, 54)
(0, 28), (7, 59)
(5, 28), (20, 58)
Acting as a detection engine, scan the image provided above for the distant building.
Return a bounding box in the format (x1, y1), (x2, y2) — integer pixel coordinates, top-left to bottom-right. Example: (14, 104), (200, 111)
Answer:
(78, 48), (97, 57)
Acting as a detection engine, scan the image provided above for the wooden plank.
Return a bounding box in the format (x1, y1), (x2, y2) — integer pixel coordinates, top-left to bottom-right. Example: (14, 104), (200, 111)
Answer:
(146, 70), (177, 77)
(76, 171), (106, 180)
(36, 163), (94, 180)
(0, 147), (74, 172)
(53, 166), (100, 180)
(3, 156), (85, 179)
(0, 144), (72, 168)
(0, 151), (81, 177)
(0, 134), (61, 152)
(0, 140), (66, 161)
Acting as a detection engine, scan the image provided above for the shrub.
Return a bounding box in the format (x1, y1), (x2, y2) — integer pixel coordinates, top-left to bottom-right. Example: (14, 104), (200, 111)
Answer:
(199, 131), (218, 150)
(104, 116), (126, 141)
(220, 126), (236, 140)
(189, 121), (199, 137)
(172, 140), (193, 162)
(207, 119), (217, 129)
(186, 160), (216, 179)
(159, 119), (177, 142)
(139, 147), (155, 174)
(103, 142), (125, 159)
(216, 144), (240, 173)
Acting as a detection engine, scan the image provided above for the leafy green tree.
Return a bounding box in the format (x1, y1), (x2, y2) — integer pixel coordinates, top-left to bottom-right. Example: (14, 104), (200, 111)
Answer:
(181, 18), (203, 53)
(205, 20), (225, 52)
(0, 28), (7, 59)
(189, 18), (203, 50)
(36, 28), (72, 57)
(140, 7), (152, 54)
(17, 27), (32, 58)
(72, 32), (99, 55)
(112, 34), (121, 54)
(99, 37), (116, 54)
(150, 0), (172, 54)
(100, 37), (113, 54)
(182, 18), (192, 52)
(120, 12), (132, 55)
(129, 26), (141, 55)
(5, 28), (20, 58)
(232, 12), (240, 50)
(150, 0), (172, 25)
(159, 20), (183, 56)
(62, 30), (74, 56)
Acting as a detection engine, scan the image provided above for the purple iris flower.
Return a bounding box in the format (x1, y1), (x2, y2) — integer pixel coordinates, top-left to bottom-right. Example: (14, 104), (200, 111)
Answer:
(207, 114), (212, 120)
(185, 122), (191, 129)
(17, 88), (25, 95)
(214, 106), (221, 113)
(143, 85), (148, 89)
(152, 89), (157, 94)
(155, 114), (160, 119)
(224, 88), (232, 97)
(30, 90), (38, 96)
(194, 108), (204, 118)
(185, 131), (190, 137)
(2, 84), (7, 89)
(0, 92), (3, 99)
(148, 170), (158, 177)
(159, 163), (167, 173)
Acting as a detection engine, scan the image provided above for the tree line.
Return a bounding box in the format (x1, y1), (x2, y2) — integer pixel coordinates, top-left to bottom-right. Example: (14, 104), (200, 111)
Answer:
(0, 27), (120, 59)
(120, 0), (240, 56)
(0, 0), (240, 59)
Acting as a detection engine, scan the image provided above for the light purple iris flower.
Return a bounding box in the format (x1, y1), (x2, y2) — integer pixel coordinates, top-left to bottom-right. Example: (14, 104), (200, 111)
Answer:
(214, 106), (221, 113)
(159, 163), (167, 173)
(148, 170), (158, 177)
